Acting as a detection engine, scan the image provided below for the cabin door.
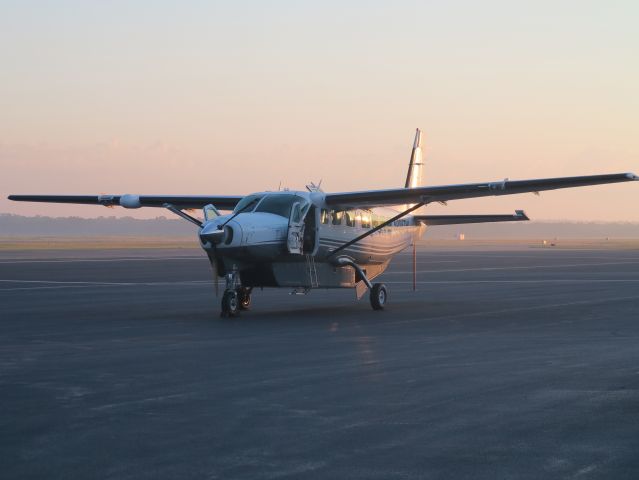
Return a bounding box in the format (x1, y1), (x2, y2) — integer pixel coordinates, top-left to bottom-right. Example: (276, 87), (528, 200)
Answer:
(287, 202), (305, 254)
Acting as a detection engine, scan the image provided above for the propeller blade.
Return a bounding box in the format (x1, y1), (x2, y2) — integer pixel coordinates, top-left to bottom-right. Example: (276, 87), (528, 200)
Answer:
(209, 247), (220, 298)
(215, 264), (220, 298)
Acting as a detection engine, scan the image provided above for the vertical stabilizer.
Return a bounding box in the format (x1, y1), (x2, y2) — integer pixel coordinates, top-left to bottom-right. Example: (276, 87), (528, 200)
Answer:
(404, 128), (424, 189)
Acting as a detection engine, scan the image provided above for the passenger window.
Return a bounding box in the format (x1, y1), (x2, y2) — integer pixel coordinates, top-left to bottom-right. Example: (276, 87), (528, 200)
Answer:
(332, 211), (343, 225)
(345, 211), (354, 227)
(361, 212), (371, 229)
(321, 209), (329, 224)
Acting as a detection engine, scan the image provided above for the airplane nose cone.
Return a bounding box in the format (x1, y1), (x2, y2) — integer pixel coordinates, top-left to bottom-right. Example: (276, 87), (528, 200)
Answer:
(199, 223), (226, 245)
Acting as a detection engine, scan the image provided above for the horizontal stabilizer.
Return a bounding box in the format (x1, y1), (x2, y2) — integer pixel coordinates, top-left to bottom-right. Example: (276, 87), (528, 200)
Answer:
(415, 210), (529, 226)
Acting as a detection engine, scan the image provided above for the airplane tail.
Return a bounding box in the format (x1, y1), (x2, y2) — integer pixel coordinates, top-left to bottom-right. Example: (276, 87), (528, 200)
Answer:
(404, 128), (424, 189)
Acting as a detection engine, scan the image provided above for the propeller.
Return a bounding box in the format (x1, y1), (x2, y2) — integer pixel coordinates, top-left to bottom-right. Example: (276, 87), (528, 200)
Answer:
(208, 246), (221, 298)
(213, 261), (220, 297)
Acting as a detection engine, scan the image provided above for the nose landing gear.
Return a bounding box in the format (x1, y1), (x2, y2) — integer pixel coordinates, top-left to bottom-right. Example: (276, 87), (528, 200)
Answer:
(220, 266), (253, 317)
(221, 267), (244, 317)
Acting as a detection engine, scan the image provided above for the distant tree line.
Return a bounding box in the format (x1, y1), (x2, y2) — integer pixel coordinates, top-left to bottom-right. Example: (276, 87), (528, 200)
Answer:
(1, 213), (639, 238)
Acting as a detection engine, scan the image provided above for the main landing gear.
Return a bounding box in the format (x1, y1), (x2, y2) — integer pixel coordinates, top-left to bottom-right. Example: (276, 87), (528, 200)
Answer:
(220, 268), (252, 318)
(370, 283), (388, 310)
(335, 258), (389, 311)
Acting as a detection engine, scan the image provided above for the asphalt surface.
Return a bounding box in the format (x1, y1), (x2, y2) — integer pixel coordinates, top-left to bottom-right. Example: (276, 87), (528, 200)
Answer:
(2, 244), (639, 479)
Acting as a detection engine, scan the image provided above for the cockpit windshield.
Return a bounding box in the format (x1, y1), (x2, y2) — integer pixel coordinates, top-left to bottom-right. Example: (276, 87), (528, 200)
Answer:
(254, 194), (308, 219)
(232, 194), (264, 214)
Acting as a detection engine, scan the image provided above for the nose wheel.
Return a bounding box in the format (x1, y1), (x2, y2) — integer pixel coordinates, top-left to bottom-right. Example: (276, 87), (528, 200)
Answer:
(220, 288), (251, 317)
(221, 290), (239, 317)
(220, 267), (244, 318)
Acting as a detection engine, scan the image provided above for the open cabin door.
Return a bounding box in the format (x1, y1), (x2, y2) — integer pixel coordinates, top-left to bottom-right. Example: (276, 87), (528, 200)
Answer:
(287, 201), (305, 254)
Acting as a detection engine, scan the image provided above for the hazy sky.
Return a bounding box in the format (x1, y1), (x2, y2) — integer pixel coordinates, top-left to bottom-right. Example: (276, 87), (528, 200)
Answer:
(1, 1), (638, 221)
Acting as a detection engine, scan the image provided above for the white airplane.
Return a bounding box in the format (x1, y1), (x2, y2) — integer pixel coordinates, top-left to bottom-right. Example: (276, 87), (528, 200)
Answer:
(9, 130), (638, 316)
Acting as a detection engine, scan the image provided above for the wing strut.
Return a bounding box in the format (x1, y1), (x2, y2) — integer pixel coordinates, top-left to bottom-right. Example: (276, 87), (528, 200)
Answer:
(163, 204), (202, 227)
(327, 202), (425, 258)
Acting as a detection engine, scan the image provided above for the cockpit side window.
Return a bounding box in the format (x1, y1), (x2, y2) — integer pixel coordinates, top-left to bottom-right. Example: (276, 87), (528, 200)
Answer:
(321, 209), (329, 224)
(331, 210), (344, 225)
(291, 203), (302, 223)
(254, 194), (308, 219)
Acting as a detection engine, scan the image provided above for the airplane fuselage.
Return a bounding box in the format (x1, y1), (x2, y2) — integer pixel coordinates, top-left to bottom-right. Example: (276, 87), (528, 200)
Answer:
(199, 190), (424, 289)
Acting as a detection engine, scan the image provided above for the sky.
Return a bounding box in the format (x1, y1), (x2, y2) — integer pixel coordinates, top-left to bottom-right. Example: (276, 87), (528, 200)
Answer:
(1, 1), (638, 221)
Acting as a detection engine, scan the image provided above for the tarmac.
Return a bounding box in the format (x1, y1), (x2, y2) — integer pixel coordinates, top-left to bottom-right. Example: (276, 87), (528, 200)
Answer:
(2, 244), (639, 479)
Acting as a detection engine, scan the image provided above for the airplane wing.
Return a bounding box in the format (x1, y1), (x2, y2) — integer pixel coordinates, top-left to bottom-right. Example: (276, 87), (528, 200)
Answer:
(325, 173), (638, 208)
(7, 194), (243, 211)
(415, 210), (529, 225)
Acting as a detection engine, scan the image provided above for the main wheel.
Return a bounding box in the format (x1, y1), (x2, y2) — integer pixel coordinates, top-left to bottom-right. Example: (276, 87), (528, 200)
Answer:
(237, 287), (252, 310)
(221, 290), (240, 317)
(370, 283), (388, 310)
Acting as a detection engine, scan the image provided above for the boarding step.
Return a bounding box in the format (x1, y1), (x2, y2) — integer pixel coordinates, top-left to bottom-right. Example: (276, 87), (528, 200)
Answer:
(305, 254), (319, 288)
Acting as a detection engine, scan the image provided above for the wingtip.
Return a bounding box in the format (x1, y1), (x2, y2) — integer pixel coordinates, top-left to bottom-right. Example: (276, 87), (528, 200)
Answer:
(515, 209), (530, 221)
(627, 172), (639, 181)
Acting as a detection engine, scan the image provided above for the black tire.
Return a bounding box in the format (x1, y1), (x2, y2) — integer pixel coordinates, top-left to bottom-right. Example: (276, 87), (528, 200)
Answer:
(370, 283), (388, 311)
(221, 290), (240, 317)
(237, 287), (252, 310)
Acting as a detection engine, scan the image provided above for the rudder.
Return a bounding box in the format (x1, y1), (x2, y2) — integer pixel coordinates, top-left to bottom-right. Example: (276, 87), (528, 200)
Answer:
(404, 128), (424, 189)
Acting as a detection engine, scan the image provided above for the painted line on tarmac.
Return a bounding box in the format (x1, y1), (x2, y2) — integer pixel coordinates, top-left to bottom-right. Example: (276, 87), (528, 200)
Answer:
(385, 279), (639, 284)
(0, 279), (210, 285)
(3, 275), (639, 291)
(2, 254), (636, 265)
(394, 252), (639, 261)
(92, 393), (194, 411)
(0, 285), (133, 292)
(0, 279), (211, 291)
(0, 279), (139, 285)
(0, 256), (204, 264)
(381, 260), (459, 264)
(383, 261), (639, 274)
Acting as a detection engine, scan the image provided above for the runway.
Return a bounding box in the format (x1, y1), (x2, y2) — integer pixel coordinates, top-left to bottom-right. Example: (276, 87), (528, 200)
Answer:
(2, 244), (639, 479)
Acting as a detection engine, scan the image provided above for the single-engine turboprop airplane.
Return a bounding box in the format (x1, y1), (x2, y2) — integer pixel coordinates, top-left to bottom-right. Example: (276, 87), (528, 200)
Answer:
(9, 129), (638, 316)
